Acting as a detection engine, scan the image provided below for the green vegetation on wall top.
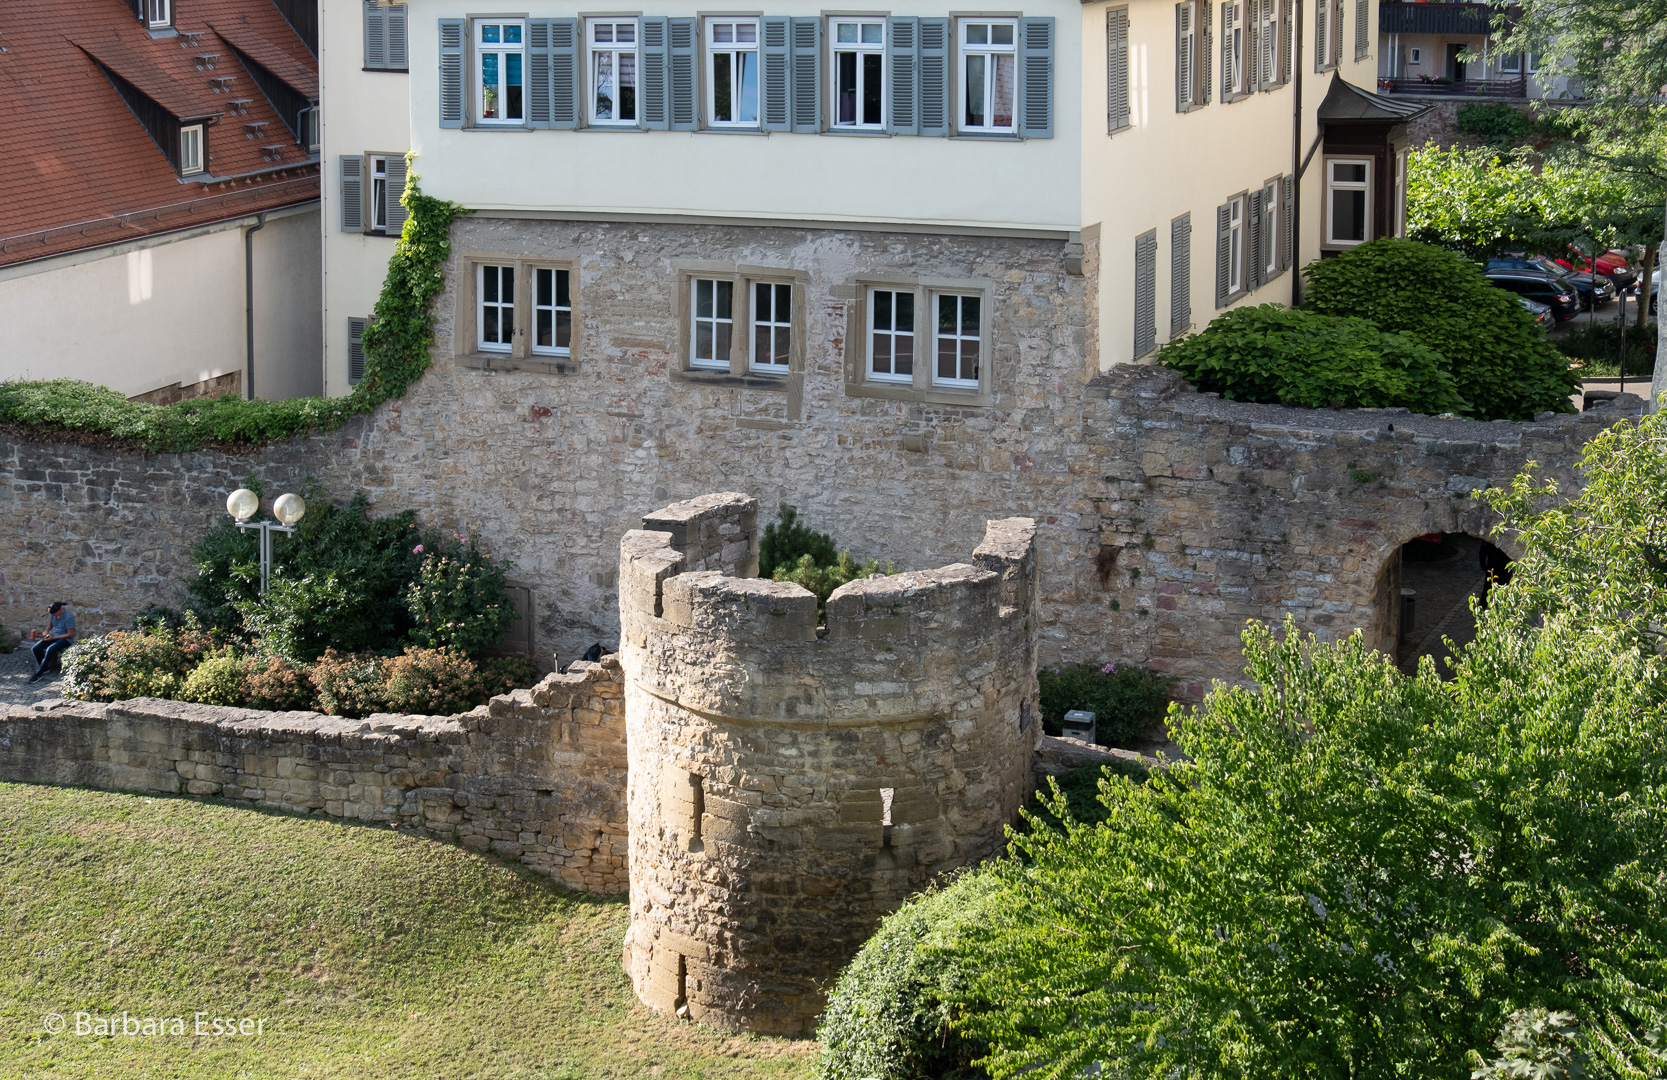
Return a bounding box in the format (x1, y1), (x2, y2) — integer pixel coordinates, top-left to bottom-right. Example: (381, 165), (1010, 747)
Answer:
(0, 168), (466, 454)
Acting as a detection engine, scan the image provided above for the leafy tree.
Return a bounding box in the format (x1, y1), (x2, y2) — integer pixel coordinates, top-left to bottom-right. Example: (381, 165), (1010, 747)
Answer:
(1159, 304), (1465, 415)
(758, 504), (838, 578)
(773, 550), (890, 615)
(940, 409), (1667, 1079)
(1302, 239), (1577, 420)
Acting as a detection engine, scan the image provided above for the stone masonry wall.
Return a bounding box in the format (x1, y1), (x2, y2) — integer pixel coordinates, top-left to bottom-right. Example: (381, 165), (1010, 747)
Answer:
(0, 659), (629, 893)
(0, 214), (1638, 700)
(619, 494), (1039, 1036)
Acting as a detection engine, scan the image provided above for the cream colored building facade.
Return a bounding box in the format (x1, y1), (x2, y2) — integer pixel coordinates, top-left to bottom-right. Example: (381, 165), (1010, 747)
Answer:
(320, 0), (413, 396)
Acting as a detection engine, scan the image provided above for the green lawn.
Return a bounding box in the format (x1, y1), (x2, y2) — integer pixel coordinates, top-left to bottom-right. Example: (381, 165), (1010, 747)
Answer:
(0, 783), (816, 1079)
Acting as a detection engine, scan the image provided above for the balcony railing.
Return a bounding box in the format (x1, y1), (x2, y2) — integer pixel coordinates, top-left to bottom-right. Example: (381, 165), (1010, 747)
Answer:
(1379, 2), (1508, 36)
(1377, 76), (1527, 98)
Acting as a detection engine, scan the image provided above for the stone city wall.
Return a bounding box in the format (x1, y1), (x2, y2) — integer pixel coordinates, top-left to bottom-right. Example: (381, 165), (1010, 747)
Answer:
(0, 659), (629, 893)
(0, 216), (1636, 698)
(619, 494), (1039, 1035)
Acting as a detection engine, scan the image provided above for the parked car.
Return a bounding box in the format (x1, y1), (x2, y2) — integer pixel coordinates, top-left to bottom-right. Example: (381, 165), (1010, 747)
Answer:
(1518, 295), (1555, 329)
(1554, 247), (1638, 290)
(1485, 269), (1581, 321)
(1486, 255), (1616, 310)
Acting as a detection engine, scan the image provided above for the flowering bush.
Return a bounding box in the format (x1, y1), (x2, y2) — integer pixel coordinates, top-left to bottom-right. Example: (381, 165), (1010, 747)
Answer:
(382, 647), (484, 716)
(406, 536), (514, 656)
(310, 649), (390, 718)
(241, 655), (317, 712)
(61, 630), (193, 702)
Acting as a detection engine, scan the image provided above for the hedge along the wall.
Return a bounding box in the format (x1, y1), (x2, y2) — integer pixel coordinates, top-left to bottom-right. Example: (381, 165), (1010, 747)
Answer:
(0, 168), (467, 454)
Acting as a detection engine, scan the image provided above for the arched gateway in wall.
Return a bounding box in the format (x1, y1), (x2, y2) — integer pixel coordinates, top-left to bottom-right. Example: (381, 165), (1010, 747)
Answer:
(617, 493), (1040, 1036)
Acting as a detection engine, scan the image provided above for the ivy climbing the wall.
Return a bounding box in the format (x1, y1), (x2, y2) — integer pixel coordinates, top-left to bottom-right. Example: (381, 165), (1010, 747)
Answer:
(0, 167), (467, 453)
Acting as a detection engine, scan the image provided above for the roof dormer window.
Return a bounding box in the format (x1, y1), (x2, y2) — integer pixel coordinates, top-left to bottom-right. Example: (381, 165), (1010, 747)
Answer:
(146, 0), (172, 31)
(179, 123), (204, 175)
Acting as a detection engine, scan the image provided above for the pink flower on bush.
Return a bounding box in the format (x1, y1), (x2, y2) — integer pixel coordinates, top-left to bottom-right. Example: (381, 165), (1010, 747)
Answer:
(1101, 663), (1116, 674)
(413, 544), (424, 554)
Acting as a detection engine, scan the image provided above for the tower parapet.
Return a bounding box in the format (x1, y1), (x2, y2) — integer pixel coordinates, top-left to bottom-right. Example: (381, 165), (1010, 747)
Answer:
(620, 492), (1039, 1035)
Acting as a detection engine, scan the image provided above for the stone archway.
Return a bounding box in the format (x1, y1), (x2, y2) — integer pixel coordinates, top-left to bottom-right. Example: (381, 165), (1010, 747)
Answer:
(1379, 531), (1516, 676)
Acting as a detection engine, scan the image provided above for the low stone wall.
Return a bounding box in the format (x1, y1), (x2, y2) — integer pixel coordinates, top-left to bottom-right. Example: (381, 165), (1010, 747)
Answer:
(0, 658), (629, 894)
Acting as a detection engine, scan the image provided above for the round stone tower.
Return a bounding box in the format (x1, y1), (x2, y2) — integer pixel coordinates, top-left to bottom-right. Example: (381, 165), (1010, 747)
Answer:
(618, 492), (1039, 1036)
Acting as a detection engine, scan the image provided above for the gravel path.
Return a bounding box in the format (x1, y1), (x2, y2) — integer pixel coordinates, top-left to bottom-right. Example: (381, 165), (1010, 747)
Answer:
(0, 646), (70, 707)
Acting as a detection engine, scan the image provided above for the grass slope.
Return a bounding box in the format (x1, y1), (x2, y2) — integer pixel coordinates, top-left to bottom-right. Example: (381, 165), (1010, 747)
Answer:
(0, 783), (813, 1079)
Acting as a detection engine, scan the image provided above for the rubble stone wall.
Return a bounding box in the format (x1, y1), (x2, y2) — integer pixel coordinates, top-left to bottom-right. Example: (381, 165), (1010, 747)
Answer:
(0, 659), (629, 893)
(619, 494), (1040, 1036)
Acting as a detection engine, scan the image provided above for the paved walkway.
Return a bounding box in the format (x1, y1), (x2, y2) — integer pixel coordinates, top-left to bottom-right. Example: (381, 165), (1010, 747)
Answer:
(0, 646), (69, 708)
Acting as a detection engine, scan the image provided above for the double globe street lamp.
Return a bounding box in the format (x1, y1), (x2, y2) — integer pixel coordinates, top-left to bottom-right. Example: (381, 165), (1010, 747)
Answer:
(225, 488), (306, 594)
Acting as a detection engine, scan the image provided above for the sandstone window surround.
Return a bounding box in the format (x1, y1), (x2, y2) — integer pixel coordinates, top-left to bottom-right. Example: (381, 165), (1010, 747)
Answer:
(670, 261), (807, 390)
(845, 274), (997, 407)
(454, 252), (583, 374)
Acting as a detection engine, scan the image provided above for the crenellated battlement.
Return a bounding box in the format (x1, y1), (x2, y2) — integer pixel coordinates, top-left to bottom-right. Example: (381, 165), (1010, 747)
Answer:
(620, 493), (1040, 1036)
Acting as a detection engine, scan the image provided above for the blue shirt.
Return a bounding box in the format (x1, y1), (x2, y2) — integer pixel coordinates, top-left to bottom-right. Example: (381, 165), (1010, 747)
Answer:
(49, 610), (75, 638)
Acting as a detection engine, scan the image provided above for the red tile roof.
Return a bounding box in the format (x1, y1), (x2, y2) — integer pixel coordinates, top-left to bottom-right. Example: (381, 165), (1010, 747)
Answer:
(0, 0), (320, 268)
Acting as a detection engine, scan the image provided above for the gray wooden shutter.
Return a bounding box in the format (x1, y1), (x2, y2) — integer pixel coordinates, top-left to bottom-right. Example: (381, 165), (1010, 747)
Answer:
(1019, 17), (1054, 138)
(1215, 202), (1233, 306)
(365, 2), (387, 69)
(1171, 213), (1192, 334)
(1314, 0), (1327, 69)
(669, 18), (698, 130)
(1333, 0), (1345, 68)
(1135, 230), (1158, 358)
(918, 18), (950, 136)
(347, 317), (368, 384)
(1281, 0), (1292, 83)
(551, 18), (580, 129)
(1282, 173), (1295, 270)
(339, 154), (363, 232)
(385, 155), (409, 232)
(1176, 3), (1191, 111)
(1220, 3), (1232, 98)
(1246, 2), (1259, 91)
(641, 17), (669, 129)
(1247, 189), (1264, 290)
(439, 18), (465, 127)
(888, 17), (918, 134)
(388, 5), (408, 68)
(790, 17), (822, 133)
(528, 20), (554, 127)
(1202, 2), (1213, 103)
(1107, 8), (1130, 131)
(1354, 0), (1367, 59)
(761, 17), (791, 130)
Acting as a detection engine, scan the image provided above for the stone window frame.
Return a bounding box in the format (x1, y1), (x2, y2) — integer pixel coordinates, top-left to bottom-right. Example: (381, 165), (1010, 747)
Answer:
(844, 272), (998, 408)
(670, 260), (807, 391)
(454, 251), (583, 374)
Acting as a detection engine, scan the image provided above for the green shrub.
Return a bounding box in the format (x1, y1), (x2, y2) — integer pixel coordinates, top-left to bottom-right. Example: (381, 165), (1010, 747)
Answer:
(1023, 761), (1150, 832)
(310, 650), (391, 718)
(405, 538), (514, 655)
(1159, 304), (1466, 414)
(773, 551), (889, 615)
(1456, 102), (1534, 146)
(816, 869), (1005, 1080)
(1302, 238), (1579, 420)
(131, 604), (184, 632)
(382, 648), (483, 716)
(61, 630), (193, 702)
(758, 504), (838, 578)
(1556, 319), (1657, 377)
(1037, 662), (1175, 746)
(0, 177), (465, 453)
(234, 572), (356, 663)
(241, 655), (317, 712)
(479, 655), (539, 699)
(180, 654), (248, 707)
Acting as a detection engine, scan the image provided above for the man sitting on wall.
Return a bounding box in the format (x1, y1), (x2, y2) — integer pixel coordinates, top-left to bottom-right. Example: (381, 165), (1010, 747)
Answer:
(29, 602), (76, 682)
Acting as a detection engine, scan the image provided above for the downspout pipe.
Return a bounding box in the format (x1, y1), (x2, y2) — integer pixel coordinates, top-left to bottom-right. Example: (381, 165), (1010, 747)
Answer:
(244, 211), (267, 400)
(1291, 0), (1305, 308)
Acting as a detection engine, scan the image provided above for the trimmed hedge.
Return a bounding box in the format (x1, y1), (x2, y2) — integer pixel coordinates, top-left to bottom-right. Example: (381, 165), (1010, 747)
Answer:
(0, 171), (466, 453)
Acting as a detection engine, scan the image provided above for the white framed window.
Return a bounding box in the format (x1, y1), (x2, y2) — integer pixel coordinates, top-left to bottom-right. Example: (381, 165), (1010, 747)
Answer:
(370, 155), (390, 232)
(146, 0), (171, 30)
(867, 288), (915, 383)
(1228, 195), (1245, 294)
(1408, 47), (1421, 64)
(1223, 2), (1245, 98)
(1500, 52), (1521, 73)
(706, 19), (760, 127)
(751, 283), (792, 373)
(831, 18), (886, 129)
(1394, 149), (1408, 238)
(590, 19), (639, 125)
(1525, 52), (1539, 73)
(1326, 158), (1371, 246)
(933, 293), (981, 388)
(691, 278), (734, 369)
(478, 264), (515, 352)
(179, 124), (204, 175)
(300, 104), (320, 152)
(1262, 180), (1280, 278)
(533, 268), (572, 357)
(959, 19), (1017, 133)
(476, 20), (525, 124)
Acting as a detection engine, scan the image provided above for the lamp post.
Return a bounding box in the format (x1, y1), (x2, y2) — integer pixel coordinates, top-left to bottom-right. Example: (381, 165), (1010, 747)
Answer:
(226, 488), (306, 593)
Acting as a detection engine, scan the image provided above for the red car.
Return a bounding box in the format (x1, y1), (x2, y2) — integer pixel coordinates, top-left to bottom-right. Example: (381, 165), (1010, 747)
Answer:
(1553, 247), (1638, 289)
